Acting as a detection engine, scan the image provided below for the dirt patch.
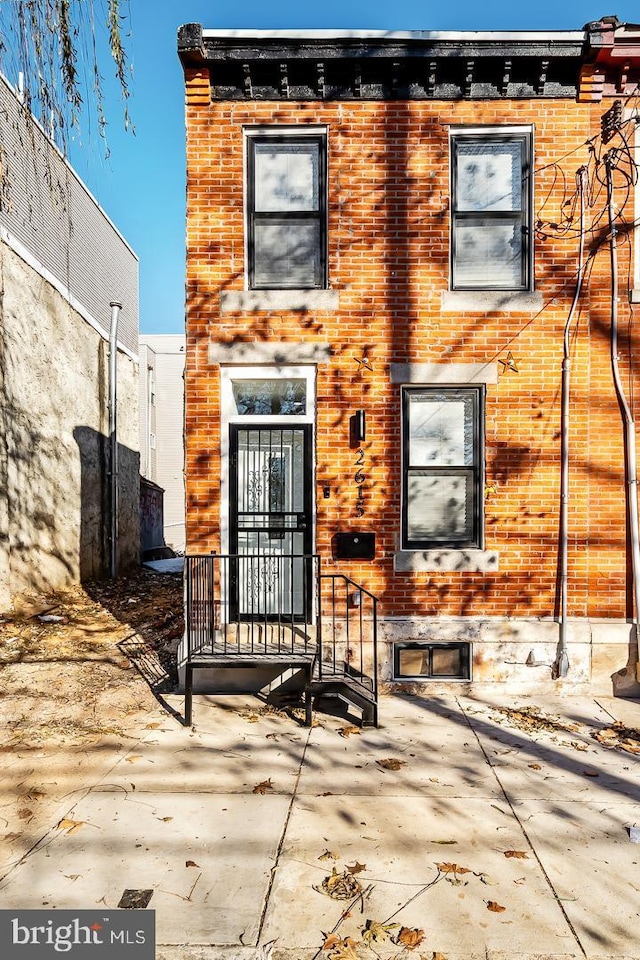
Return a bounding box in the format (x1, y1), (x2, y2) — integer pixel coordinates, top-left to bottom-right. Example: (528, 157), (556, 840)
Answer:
(0, 568), (183, 747)
(0, 569), (183, 876)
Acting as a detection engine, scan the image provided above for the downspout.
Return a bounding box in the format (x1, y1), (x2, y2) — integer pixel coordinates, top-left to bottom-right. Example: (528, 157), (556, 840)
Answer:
(605, 154), (640, 678)
(557, 167), (588, 678)
(109, 302), (122, 578)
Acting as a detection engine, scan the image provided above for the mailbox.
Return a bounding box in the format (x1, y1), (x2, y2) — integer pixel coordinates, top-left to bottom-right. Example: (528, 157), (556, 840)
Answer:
(332, 532), (375, 560)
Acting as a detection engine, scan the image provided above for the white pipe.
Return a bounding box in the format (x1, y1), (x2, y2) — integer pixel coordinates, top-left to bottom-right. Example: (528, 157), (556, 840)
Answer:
(605, 157), (640, 679)
(109, 302), (122, 578)
(557, 167), (588, 678)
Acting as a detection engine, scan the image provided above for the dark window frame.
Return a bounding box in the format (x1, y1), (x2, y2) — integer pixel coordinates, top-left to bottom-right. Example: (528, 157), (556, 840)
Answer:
(247, 132), (328, 290)
(401, 385), (484, 551)
(450, 129), (533, 292)
(393, 641), (472, 680)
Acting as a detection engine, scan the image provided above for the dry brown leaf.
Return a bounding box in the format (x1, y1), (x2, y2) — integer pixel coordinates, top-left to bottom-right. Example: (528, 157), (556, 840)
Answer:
(314, 867), (363, 900)
(376, 758), (406, 771)
(504, 850), (529, 859)
(323, 936), (360, 959)
(583, 771), (599, 777)
(159, 816), (173, 822)
(253, 778), (274, 794)
(487, 901), (506, 913)
(185, 860), (199, 868)
(57, 818), (85, 835)
(346, 861), (366, 875)
(436, 862), (471, 875)
(528, 763), (541, 770)
(125, 755), (143, 763)
(394, 926), (425, 950)
(322, 933), (341, 950)
(433, 953), (449, 960)
(318, 849), (340, 861)
(362, 920), (399, 944)
(338, 726), (360, 738)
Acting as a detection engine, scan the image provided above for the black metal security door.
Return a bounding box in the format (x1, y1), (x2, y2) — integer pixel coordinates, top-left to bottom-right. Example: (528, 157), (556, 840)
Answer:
(229, 425), (313, 620)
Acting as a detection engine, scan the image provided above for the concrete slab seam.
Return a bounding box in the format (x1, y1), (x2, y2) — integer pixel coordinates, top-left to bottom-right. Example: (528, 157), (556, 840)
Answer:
(455, 696), (588, 959)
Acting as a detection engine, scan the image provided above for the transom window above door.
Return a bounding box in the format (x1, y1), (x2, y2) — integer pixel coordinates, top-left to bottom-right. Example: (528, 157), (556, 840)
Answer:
(246, 129), (328, 290)
(231, 379), (307, 416)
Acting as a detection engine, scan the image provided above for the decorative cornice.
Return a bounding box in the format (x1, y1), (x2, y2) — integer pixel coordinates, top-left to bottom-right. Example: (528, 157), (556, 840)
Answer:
(178, 23), (584, 101)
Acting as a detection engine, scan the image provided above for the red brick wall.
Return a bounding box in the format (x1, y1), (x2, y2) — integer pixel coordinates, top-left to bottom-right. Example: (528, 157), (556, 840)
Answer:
(184, 68), (637, 624)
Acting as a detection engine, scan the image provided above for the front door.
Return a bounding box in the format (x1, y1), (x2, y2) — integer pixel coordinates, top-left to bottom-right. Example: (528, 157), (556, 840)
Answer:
(229, 424), (313, 620)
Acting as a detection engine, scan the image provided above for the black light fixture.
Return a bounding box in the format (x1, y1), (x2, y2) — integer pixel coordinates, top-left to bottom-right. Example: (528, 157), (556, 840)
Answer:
(350, 409), (366, 445)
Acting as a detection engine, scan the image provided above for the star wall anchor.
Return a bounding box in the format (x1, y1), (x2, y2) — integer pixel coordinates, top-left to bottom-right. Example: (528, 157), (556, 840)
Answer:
(353, 355), (373, 372)
(498, 350), (519, 374)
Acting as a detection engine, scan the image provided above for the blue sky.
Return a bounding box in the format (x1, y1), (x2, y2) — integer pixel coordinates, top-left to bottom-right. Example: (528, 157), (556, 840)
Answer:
(63, 2), (640, 335)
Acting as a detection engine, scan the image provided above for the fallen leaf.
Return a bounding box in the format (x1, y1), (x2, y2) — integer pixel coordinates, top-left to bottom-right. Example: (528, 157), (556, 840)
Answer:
(322, 936), (360, 959)
(266, 733), (279, 741)
(256, 940), (277, 959)
(125, 755), (143, 763)
(433, 953), (449, 960)
(362, 920), (399, 944)
(569, 740), (588, 752)
(144, 722), (161, 729)
(376, 758), (406, 771)
(346, 861), (366, 875)
(185, 860), (199, 868)
(487, 901), (506, 913)
(583, 771), (599, 777)
(158, 816), (173, 823)
(528, 763), (541, 770)
(338, 726), (360, 738)
(253, 779), (274, 794)
(318, 849), (340, 861)
(57, 818), (85, 835)
(429, 777), (440, 783)
(322, 933), (341, 950)
(432, 839), (457, 845)
(394, 926), (425, 950)
(436, 862), (471, 875)
(17, 808), (33, 821)
(314, 867), (363, 900)
(504, 850), (529, 859)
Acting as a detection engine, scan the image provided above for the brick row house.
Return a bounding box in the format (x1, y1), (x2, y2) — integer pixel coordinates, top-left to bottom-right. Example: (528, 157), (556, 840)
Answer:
(177, 17), (640, 717)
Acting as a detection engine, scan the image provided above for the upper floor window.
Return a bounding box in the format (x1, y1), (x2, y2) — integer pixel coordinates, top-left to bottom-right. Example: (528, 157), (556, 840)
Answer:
(401, 386), (484, 550)
(246, 131), (327, 290)
(451, 128), (532, 291)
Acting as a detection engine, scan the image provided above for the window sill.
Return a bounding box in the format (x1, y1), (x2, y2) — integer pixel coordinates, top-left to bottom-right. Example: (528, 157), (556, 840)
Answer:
(220, 289), (339, 313)
(441, 290), (543, 313)
(394, 549), (499, 573)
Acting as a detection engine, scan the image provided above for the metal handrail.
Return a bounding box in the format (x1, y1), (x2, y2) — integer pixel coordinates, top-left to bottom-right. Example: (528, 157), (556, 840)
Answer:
(184, 554), (378, 711)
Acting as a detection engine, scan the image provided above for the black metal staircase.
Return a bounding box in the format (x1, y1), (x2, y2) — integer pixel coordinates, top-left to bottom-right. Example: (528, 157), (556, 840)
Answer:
(184, 554), (378, 726)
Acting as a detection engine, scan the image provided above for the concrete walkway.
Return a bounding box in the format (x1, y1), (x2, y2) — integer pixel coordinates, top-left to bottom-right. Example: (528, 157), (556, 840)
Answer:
(1, 691), (639, 960)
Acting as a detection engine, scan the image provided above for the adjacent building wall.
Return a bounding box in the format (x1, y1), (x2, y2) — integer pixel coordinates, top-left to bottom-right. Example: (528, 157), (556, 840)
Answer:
(139, 335), (186, 552)
(0, 74), (140, 608)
